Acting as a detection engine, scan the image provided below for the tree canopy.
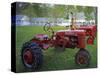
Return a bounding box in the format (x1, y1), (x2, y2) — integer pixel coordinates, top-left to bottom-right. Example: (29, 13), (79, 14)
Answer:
(16, 2), (97, 21)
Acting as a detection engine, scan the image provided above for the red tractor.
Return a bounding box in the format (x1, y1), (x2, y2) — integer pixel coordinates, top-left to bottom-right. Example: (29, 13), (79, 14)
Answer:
(21, 22), (92, 70)
(78, 25), (96, 44)
(70, 12), (96, 45)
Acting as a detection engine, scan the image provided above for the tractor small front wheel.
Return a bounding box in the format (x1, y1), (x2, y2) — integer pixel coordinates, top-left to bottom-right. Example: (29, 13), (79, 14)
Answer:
(75, 48), (91, 66)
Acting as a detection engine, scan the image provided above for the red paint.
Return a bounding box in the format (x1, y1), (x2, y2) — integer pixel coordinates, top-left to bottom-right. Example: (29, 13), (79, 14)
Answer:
(87, 37), (94, 44)
(32, 30), (86, 49)
(31, 25), (96, 50)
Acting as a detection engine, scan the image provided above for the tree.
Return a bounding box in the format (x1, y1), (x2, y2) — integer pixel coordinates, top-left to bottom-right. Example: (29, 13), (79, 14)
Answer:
(83, 7), (96, 21)
(16, 2), (96, 25)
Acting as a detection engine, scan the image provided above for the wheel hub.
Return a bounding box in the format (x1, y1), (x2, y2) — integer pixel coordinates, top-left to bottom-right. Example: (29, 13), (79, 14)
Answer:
(78, 56), (85, 64)
(23, 50), (33, 65)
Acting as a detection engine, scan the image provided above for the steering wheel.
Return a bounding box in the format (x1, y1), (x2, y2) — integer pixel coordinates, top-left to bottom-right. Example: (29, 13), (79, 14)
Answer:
(43, 23), (51, 32)
(43, 22), (54, 38)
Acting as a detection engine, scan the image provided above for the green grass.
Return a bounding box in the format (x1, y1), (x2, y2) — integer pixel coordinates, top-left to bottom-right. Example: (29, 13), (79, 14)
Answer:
(16, 26), (97, 72)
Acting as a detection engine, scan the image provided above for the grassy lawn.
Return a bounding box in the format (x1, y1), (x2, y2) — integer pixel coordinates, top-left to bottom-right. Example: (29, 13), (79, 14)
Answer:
(16, 26), (97, 72)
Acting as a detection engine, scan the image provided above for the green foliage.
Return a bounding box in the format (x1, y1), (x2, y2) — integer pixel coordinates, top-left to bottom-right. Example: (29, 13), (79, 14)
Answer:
(83, 7), (95, 20)
(50, 5), (66, 18)
(16, 2), (96, 21)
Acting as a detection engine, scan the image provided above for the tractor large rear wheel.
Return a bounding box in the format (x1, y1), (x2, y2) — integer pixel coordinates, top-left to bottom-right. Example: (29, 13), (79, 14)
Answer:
(75, 48), (91, 67)
(21, 41), (43, 70)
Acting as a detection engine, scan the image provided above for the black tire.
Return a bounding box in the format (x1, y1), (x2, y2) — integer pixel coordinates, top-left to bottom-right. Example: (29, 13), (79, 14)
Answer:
(75, 48), (91, 66)
(21, 41), (43, 70)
